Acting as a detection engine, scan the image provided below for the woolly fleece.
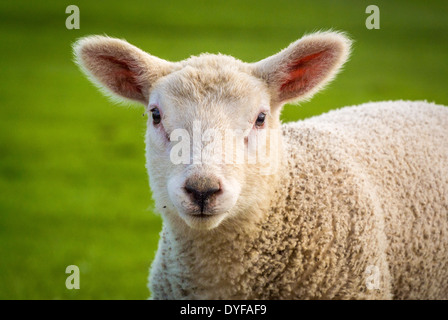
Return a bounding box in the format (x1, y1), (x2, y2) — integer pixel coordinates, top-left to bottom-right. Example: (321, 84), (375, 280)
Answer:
(149, 100), (448, 299)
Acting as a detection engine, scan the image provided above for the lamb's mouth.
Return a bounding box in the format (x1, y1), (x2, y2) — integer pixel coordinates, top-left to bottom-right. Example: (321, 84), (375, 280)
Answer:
(181, 209), (228, 229)
(187, 209), (224, 219)
(185, 201), (223, 217)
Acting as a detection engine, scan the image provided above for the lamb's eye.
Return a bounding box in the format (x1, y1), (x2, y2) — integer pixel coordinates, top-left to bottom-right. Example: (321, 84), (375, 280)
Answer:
(151, 108), (161, 125)
(255, 112), (266, 127)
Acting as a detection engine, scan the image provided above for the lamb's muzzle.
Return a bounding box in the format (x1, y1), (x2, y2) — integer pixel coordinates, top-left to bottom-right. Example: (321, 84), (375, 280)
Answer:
(184, 175), (222, 214)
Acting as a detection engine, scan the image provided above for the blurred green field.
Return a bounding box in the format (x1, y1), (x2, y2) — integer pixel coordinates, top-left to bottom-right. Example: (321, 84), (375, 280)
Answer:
(0, 0), (447, 299)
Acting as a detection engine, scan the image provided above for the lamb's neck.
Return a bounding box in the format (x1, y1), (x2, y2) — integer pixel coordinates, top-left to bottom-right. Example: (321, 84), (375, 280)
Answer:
(162, 210), (268, 299)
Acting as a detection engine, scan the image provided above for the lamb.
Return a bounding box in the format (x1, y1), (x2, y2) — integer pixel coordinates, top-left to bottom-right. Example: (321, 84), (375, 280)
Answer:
(73, 31), (448, 299)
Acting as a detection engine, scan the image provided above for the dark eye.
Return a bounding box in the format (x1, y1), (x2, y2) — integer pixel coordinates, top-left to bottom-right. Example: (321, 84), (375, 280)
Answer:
(151, 108), (161, 125)
(255, 112), (266, 127)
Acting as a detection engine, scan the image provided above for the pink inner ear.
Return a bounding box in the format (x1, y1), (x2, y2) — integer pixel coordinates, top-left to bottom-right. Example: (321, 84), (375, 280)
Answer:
(98, 55), (143, 96)
(280, 50), (330, 97)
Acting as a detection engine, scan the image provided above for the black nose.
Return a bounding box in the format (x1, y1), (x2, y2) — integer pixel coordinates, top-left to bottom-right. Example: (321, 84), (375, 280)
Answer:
(184, 176), (221, 213)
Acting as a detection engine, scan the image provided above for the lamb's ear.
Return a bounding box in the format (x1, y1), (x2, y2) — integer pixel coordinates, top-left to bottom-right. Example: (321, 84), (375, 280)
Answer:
(73, 35), (176, 105)
(252, 31), (351, 107)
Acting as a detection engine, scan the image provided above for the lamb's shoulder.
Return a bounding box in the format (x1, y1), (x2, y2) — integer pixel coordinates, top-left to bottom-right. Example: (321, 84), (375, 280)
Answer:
(270, 115), (393, 299)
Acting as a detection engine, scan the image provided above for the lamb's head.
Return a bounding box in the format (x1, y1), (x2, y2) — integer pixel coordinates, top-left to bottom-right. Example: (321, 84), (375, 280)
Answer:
(74, 31), (351, 230)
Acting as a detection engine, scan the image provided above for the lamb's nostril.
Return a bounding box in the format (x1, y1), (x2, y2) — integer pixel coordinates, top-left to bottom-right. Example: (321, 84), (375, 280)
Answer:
(184, 177), (221, 213)
(185, 186), (220, 203)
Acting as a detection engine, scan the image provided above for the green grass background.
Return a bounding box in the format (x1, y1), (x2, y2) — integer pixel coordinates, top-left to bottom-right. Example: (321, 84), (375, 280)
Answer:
(0, 0), (447, 299)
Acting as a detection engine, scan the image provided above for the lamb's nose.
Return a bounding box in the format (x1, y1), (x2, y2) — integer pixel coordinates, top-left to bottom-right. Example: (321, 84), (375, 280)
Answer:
(184, 176), (221, 213)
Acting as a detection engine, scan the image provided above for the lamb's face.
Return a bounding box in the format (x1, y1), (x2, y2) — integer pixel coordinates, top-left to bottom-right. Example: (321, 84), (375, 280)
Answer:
(74, 32), (351, 230)
(145, 56), (281, 229)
